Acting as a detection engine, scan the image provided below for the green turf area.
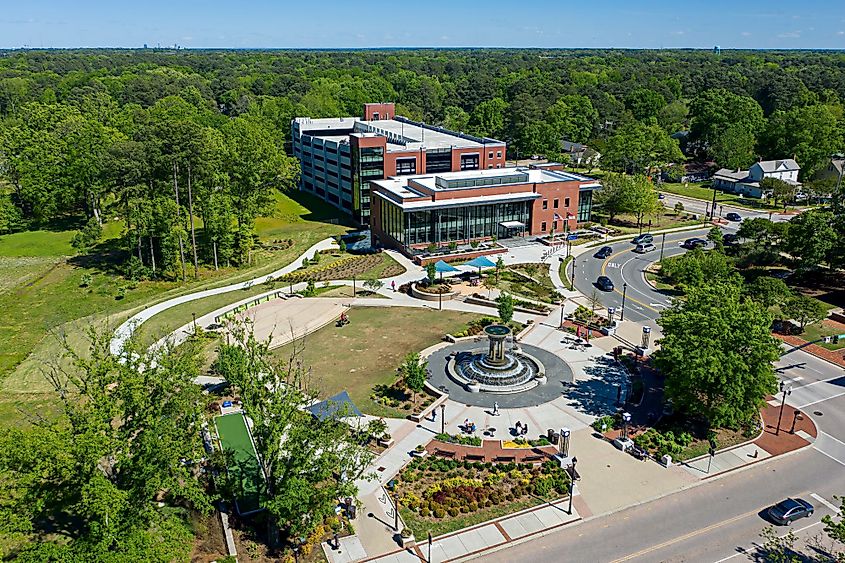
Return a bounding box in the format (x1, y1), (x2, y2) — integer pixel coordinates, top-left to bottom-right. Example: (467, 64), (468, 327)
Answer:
(592, 208), (704, 235)
(798, 321), (845, 351)
(271, 306), (482, 417)
(495, 263), (561, 304)
(215, 412), (264, 515)
(0, 189), (350, 427)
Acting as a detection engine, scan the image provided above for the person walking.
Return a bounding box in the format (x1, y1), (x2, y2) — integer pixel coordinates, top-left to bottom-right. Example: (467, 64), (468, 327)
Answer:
(391, 280), (396, 292)
(493, 401), (499, 416)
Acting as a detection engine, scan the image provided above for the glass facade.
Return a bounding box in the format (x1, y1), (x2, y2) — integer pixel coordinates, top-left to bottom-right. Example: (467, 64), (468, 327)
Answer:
(377, 198), (531, 247)
(352, 145), (384, 224)
(578, 189), (593, 222)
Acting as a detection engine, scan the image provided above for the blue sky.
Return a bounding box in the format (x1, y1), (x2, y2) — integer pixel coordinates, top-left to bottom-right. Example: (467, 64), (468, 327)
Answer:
(2, 0), (844, 49)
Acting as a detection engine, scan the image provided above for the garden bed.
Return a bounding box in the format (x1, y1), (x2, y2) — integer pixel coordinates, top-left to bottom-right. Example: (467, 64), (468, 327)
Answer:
(396, 456), (569, 538)
(634, 415), (757, 461)
(279, 252), (405, 284)
(450, 316), (526, 338)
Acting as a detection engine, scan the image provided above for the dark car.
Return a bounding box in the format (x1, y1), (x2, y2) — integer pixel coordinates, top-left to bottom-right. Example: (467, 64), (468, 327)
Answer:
(683, 238), (708, 249)
(768, 498), (814, 525)
(632, 233), (654, 245)
(595, 246), (613, 259)
(596, 276), (614, 291)
(726, 212), (742, 222)
(723, 233), (740, 245)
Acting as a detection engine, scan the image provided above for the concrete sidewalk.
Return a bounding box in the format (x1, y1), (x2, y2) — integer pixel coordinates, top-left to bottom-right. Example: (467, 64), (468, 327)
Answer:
(363, 496), (582, 563)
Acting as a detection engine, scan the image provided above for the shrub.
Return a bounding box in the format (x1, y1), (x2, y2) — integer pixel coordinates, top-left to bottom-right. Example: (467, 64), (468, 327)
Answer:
(468, 501), (479, 512)
(448, 507), (459, 517)
(419, 508), (430, 517)
(433, 507), (446, 518)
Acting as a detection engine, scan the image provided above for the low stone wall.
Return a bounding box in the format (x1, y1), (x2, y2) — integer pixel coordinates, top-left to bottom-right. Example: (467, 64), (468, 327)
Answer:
(410, 283), (460, 302)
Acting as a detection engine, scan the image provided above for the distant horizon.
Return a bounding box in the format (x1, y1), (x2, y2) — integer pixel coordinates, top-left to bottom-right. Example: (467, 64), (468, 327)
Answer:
(3, 46), (845, 52)
(2, 0), (843, 51)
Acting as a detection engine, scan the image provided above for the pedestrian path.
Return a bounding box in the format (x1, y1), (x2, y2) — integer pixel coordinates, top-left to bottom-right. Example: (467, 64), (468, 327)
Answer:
(363, 497), (581, 563)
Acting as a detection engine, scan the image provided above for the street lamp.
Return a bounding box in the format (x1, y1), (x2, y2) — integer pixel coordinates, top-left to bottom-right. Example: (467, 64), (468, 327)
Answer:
(559, 299), (566, 329)
(621, 412), (632, 440)
(775, 382), (792, 436)
(568, 456), (578, 515)
(620, 283), (628, 321)
(659, 233), (666, 261)
(440, 403), (446, 435)
(388, 480), (399, 532)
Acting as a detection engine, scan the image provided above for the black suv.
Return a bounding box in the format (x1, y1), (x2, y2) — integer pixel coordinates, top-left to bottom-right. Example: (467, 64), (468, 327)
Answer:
(726, 212), (742, 222)
(596, 276), (614, 291)
(595, 246), (613, 259)
(683, 238), (707, 249)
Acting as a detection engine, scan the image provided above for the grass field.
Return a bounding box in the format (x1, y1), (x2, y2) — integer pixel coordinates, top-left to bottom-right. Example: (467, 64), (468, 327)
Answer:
(271, 306), (482, 417)
(0, 189), (351, 427)
(215, 412), (263, 515)
(658, 182), (805, 212)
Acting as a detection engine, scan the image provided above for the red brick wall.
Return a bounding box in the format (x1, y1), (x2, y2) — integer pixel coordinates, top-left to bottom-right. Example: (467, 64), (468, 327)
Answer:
(384, 149), (425, 177)
(363, 103), (395, 120)
(530, 181), (582, 233)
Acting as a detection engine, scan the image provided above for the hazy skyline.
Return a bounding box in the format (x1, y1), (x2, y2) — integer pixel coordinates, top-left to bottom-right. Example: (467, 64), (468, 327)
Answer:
(2, 0), (844, 50)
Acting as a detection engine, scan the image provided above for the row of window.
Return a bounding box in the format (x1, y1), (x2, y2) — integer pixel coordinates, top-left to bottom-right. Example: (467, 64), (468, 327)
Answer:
(487, 150), (503, 159)
(541, 197), (571, 210)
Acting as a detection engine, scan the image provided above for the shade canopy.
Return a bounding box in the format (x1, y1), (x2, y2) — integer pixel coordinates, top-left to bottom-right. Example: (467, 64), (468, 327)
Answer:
(464, 256), (496, 269)
(434, 260), (460, 273)
(307, 391), (363, 422)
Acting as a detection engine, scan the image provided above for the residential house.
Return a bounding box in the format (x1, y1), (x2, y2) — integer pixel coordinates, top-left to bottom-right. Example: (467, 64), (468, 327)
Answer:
(713, 158), (800, 199)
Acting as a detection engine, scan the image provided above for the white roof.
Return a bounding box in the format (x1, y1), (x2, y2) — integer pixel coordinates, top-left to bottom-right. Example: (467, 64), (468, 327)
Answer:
(754, 159), (800, 172)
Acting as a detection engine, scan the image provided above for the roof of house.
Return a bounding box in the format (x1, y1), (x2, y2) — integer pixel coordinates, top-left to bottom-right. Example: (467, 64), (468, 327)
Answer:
(753, 159), (800, 172)
(713, 168), (750, 182)
(561, 140), (587, 152)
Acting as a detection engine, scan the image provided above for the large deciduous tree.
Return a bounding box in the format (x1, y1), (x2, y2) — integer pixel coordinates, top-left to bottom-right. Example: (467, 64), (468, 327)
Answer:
(655, 282), (780, 428)
(602, 120), (684, 174)
(783, 210), (836, 272)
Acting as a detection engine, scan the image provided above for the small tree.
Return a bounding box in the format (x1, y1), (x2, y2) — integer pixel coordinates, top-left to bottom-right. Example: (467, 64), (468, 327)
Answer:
(495, 256), (505, 283)
(425, 262), (436, 284)
(400, 352), (428, 407)
(707, 226), (724, 252)
(71, 217), (103, 253)
(363, 278), (384, 293)
(483, 276), (496, 299)
(673, 201), (684, 216)
(338, 239), (347, 252)
(304, 279), (316, 297)
(367, 418), (389, 442)
(782, 294), (828, 331)
(746, 276), (791, 309)
(497, 292), (515, 324)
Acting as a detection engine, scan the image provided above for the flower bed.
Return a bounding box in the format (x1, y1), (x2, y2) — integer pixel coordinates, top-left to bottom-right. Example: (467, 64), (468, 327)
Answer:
(397, 457), (570, 538)
(451, 316), (526, 338)
(280, 253), (404, 283)
(435, 433), (482, 447)
(370, 381), (436, 413)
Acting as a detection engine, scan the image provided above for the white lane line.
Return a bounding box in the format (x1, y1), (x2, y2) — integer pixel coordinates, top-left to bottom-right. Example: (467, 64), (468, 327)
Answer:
(810, 492), (841, 514)
(712, 521), (823, 563)
(793, 373), (845, 390)
(814, 445), (845, 468)
(797, 390), (845, 409)
(819, 431), (845, 449)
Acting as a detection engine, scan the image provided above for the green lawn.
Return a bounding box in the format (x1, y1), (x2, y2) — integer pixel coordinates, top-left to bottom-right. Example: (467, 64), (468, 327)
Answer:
(799, 321), (845, 351)
(593, 208), (704, 235)
(496, 263), (561, 304)
(270, 306), (481, 417)
(0, 189), (351, 427)
(400, 497), (547, 539)
(215, 412), (264, 514)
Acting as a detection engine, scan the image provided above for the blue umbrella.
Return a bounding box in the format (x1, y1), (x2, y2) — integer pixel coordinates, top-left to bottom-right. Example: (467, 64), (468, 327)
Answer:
(464, 256), (496, 274)
(433, 259), (459, 281)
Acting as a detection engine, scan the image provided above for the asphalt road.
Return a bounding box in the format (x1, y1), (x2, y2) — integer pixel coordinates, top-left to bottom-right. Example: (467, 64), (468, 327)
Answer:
(572, 227), (724, 328)
(658, 192), (793, 224)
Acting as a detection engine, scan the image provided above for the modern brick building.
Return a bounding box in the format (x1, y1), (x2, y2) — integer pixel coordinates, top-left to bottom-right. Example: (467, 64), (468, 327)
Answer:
(292, 103), (507, 225)
(370, 166), (600, 256)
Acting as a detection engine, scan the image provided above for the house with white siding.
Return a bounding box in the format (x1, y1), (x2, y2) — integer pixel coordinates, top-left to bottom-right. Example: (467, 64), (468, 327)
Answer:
(713, 159), (800, 198)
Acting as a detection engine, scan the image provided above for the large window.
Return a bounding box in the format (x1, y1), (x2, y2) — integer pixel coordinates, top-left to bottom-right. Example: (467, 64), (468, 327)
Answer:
(390, 201), (531, 247)
(578, 190), (593, 222)
(460, 153), (480, 171)
(396, 157), (416, 175)
(426, 149), (452, 173)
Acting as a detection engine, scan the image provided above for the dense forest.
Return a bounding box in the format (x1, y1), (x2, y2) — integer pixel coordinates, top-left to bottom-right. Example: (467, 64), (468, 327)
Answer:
(0, 48), (844, 278)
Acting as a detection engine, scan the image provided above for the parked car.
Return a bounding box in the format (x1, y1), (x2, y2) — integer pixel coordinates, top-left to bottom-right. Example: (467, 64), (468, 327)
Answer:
(767, 498), (814, 525)
(632, 233), (654, 245)
(595, 246), (613, 259)
(726, 212), (742, 222)
(633, 243), (656, 254)
(658, 193), (666, 199)
(723, 233), (740, 245)
(596, 276), (614, 291)
(683, 238), (708, 249)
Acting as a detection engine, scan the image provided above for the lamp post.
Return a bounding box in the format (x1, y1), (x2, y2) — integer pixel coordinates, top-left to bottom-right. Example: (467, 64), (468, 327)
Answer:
(440, 403), (445, 435)
(388, 480), (399, 532)
(567, 456), (578, 515)
(192, 312), (197, 334)
(659, 232), (666, 261)
(559, 299), (566, 329)
(621, 412), (631, 440)
(775, 382), (792, 436)
(570, 253), (576, 285)
(620, 283), (628, 321)
(352, 275), (356, 298)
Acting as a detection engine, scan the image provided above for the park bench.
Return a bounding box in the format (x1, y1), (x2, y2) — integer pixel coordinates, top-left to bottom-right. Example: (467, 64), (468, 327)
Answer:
(434, 449), (456, 458)
(463, 453), (485, 462)
(494, 455), (516, 463)
(522, 454), (544, 464)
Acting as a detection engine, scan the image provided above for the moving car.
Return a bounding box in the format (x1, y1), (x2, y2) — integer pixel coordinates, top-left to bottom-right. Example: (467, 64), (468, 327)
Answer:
(726, 212), (742, 222)
(723, 233), (740, 245)
(596, 276), (614, 291)
(633, 243), (656, 254)
(595, 246), (613, 259)
(683, 238), (708, 249)
(632, 233), (654, 245)
(767, 498), (814, 525)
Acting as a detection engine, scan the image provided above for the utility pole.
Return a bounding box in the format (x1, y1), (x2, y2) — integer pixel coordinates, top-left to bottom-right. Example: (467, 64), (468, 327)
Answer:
(660, 232), (666, 261)
(620, 283), (628, 321)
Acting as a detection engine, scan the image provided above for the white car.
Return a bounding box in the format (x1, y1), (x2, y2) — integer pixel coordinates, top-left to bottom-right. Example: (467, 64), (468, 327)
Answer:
(633, 243), (656, 254)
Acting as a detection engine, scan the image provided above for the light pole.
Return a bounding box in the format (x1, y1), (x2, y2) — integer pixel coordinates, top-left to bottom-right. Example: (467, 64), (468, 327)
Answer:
(192, 312), (197, 334)
(570, 253), (576, 285)
(559, 299), (566, 329)
(775, 382), (792, 436)
(621, 412), (631, 440)
(440, 403), (445, 435)
(567, 456), (578, 515)
(620, 283), (628, 321)
(659, 232), (666, 261)
(352, 275), (356, 298)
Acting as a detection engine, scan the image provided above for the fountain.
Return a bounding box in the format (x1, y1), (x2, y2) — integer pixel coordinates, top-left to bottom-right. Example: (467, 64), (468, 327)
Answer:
(447, 324), (547, 394)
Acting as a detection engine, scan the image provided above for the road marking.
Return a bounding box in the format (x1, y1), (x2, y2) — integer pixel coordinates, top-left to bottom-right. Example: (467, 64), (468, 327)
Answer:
(810, 492), (841, 514)
(649, 303), (666, 308)
(797, 390), (845, 409)
(711, 521), (823, 563)
(607, 500), (786, 563)
(793, 373), (845, 390)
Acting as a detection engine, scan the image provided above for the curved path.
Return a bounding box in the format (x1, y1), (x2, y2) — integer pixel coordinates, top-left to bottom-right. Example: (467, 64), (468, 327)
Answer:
(109, 238), (422, 356)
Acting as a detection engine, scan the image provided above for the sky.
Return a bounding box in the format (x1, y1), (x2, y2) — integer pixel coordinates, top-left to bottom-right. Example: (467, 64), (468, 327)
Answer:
(1, 0), (844, 50)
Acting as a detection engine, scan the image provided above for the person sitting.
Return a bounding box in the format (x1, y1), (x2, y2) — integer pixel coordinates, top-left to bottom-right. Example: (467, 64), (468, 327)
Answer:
(463, 418), (470, 432)
(469, 421), (476, 433)
(521, 423), (529, 436)
(514, 421), (523, 435)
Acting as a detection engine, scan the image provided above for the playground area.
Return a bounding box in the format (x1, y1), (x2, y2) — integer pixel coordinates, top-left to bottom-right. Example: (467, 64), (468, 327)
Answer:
(214, 412), (264, 515)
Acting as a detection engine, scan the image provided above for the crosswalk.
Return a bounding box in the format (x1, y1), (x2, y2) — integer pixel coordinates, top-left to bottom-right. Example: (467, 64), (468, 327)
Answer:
(787, 375), (845, 409)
